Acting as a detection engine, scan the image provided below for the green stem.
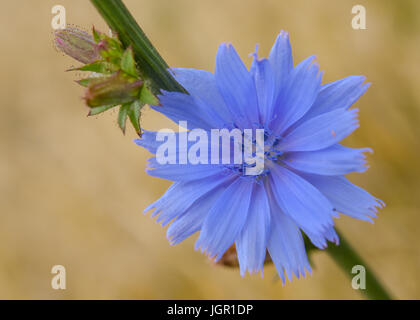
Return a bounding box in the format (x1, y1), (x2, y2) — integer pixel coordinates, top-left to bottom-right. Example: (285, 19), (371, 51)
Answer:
(90, 0), (393, 300)
(325, 230), (392, 300)
(90, 0), (186, 95)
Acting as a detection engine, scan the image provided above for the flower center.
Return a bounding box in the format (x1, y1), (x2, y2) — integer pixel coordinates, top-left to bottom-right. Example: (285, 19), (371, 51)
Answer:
(223, 127), (283, 180)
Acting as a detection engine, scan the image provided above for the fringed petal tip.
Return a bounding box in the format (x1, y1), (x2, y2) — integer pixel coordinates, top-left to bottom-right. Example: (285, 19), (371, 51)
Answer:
(194, 242), (218, 262)
(133, 138), (142, 146)
(248, 43), (260, 59)
(365, 199), (385, 224)
(143, 202), (157, 215)
(279, 29), (289, 38)
(272, 30), (291, 49)
(240, 267), (264, 278)
(276, 265), (312, 286)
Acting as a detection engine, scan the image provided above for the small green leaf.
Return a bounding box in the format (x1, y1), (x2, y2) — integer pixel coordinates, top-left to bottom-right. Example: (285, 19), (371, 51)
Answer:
(120, 46), (139, 78)
(106, 36), (123, 51)
(139, 85), (159, 105)
(92, 26), (101, 43)
(118, 103), (130, 133)
(77, 78), (91, 87)
(77, 75), (115, 88)
(88, 104), (116, 116)
(127, 100), (144, 136)
(76, 60), (117, 74)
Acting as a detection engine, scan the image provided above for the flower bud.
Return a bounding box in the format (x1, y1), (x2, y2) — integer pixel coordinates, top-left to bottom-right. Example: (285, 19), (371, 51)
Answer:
(84, 72), (143, 108)
(55, 28), (100, 64)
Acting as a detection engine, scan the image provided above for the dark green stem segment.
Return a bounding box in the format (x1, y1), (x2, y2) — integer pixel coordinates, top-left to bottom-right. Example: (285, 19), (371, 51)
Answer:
(325, 230), (392, 300)
(90, 0), (393, 301)
(90, 0), (186, 95)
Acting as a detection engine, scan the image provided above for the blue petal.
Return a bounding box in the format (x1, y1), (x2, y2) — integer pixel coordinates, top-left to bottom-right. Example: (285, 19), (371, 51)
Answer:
(171, 68), (232, 124)
(290, 76), (370, 131)
(195, 177), (254, 261)
(235, 183), (271, 276)
(152, 91), (225, 130)
(304, 226), (339, 250)
(136, 128), (217, 157)
(265, 182), (311, 283)
(277, 108), (359, 152)
(215, 43), (259, 129)
(145, 172), (235, 227)
(167, 174), (236, 245)
(299, 173), (384, 222)
(268, 30), (293, 93)
(283, 144), (372, 175)
(270, 56), (322, 135)
(147, 157), (225, 181)
(138, 129), (229, 181)
(134, 130), (178, 154)
(269, 165), (336, 237)
(250, 56), (276, 125)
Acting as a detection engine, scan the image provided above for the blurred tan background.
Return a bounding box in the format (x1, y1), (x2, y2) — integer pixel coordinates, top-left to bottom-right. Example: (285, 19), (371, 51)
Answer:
(0, 0), (419, 299)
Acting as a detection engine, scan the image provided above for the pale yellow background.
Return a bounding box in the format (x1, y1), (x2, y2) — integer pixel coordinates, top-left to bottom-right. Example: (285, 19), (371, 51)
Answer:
(0, 0), (419, 299)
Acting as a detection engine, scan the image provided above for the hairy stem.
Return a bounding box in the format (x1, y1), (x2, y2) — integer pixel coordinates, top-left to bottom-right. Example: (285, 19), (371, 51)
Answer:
(90, 0), (186, 95)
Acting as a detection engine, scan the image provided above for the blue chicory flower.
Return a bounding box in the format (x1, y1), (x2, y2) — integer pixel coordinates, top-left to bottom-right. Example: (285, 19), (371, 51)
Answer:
(134, 31), (384, 282)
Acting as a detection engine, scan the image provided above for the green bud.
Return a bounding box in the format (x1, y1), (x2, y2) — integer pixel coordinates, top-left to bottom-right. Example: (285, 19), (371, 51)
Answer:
(55, 28), (100, 64)
(84, 71), (143, 108)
